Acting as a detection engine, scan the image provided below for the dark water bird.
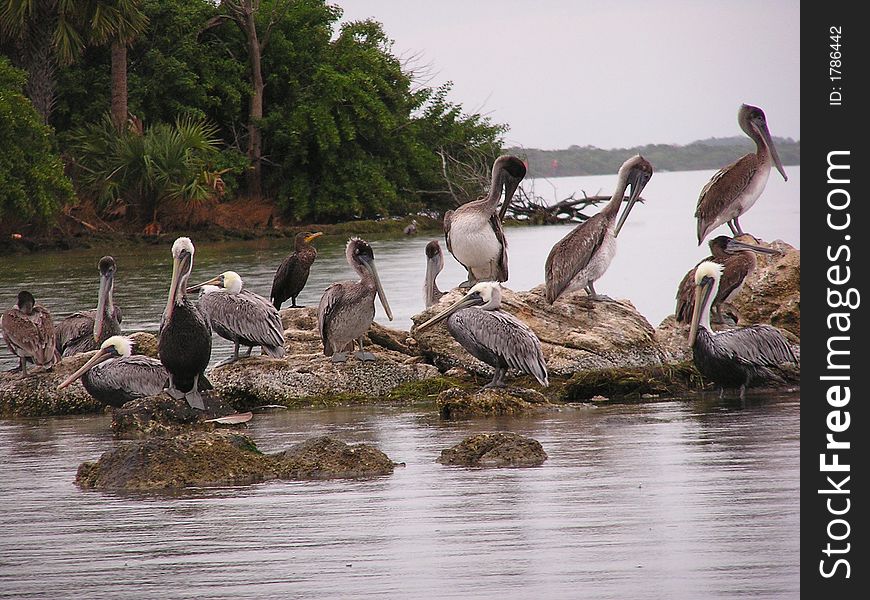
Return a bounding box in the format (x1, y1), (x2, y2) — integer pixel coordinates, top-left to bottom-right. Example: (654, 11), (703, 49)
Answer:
(187, 270), (285, 365)
(544, 155), (653, 303)
(424, 240), (445, 308)
(404, 219), (418, 235)
(2, 291), (60, 376)
(695, 104), (788, 244)
(55, 256), (123, 357)
(416, 282), (548, 389)
(158, 237), (212, 409)
(57, 335), (168, 406)
(270, 231), (323, 309)
(675, 235), (781, 324)
(689, 261), (797, 399)
(443, 155), (527, 286)
(318, 238), (393, 362)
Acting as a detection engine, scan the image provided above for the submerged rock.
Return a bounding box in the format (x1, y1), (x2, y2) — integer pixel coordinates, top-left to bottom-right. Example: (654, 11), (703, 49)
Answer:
(111, 391), (242, 437)
(272, 436), (395, 480)
(75, 433), (395, 490)
(438, 432), (548, 467)
(436, 387), (557, 419)
(731, 239), (800, 338)
(412, 286), (667, 380)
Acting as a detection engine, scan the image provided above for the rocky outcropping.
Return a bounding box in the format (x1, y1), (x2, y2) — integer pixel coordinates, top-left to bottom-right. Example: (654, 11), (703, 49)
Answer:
(436, 387), (558, 419)
(76, 433), (396, 491)
(731, 239), (800, 338)
(412, 286), (667, 379)
(111, 391), (244, 437)
(437, 432), (548, 467)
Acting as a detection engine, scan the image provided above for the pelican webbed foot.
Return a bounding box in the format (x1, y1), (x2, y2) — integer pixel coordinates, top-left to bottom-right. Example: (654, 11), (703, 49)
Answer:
(355, 351), (377, 362)
(330, 352), (349, 363)
(215, 356), (238, 367)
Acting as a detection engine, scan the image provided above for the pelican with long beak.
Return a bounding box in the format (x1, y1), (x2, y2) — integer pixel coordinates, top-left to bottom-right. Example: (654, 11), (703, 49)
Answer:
(443, 155), (527, 287)
(416, 282), (548, 389)
(689, 262), (797, 399)
(271, 231), (324, 309)
(157, 237), (212, 409)
(423, 240), (445, 308)
(58, 335), (168, 407)
(675, 235), (781, 324)
(695, 104), (788, 244)
(187, 270), (285, 365)
(318, 238), (393, 362)
(2, 291), (59, 377)
(545, 155), (653, 303)
(55, 256), (123, 357)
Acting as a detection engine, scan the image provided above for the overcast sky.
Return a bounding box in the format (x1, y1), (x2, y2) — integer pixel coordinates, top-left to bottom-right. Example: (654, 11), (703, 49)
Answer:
(338, 0), (800, 150)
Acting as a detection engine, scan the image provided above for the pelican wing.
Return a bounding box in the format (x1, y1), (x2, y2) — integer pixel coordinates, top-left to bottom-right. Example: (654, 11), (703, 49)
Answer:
(695, 153), (758, 240)
(2, 307), (57, 365)
(454, 309), (548, 386)
(716, 253), (754, 305)
(199, 290), (285, 350)
(55, 311), (95, 354)
(675, 254), (716, 322)
(443, 210), (454, 253)
(317, 282), (346, 353)
(544, 212), (609, 303)
(712, 325), (797, 367)
(91, 355), (169, 398)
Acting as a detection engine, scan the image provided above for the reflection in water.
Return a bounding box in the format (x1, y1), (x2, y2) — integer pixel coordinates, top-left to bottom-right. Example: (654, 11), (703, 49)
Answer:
(0, 394), (799, 598)
(1, 168), (799, 369)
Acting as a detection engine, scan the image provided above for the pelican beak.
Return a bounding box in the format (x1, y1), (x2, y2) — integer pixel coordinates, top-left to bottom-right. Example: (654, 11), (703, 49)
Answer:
(165, 252), (192, 322)
(725, 239), (783, 256)
(94, 269), (114, 341)
(58, 348), (114, 390)
(688, 278), (715, 347)
(757, 122), (787, 182)
(304, 232), (324, 244)
(614, 169), (651, 236)
(416, 291), (483, 332)
(186, 274), (223, 294)
(359, 255), (393, 320)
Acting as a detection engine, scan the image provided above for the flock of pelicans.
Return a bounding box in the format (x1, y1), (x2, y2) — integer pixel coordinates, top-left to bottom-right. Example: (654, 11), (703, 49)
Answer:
(2, 104), (798, 407)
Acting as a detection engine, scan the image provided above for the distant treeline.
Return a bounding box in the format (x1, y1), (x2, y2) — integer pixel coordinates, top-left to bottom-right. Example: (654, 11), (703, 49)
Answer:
(510, 137), (800, 178)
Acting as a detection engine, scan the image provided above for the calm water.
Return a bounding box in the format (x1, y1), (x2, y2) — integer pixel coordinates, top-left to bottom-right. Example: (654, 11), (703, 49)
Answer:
(1, 168), (800, 597)
(0, 167), (799, 368)
(0, 392), (799, 599)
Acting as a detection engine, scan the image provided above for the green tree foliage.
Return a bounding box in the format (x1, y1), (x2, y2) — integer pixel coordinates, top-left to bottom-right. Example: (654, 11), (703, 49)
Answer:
(0, 56), (74, 223)
(67, 113), (228, 224)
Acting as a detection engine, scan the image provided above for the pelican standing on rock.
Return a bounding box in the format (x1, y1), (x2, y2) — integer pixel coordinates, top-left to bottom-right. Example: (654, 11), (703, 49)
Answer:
(695, 104), (788, 244)
(544, 155), (653, 303)
(55, 256), (123, 357)
(58, 335), (168, 406)
(271, 231), (323, 309)
(675, 235), (781, 324)
(2, 291), (60, 376)
(158, 237), (212, 409)
(424, 240), (445, 308)
(443, 155), (526, 286)
(318, 238), (393, 362)
(416, 282), (548, 389)
(689, 262), (797, 399)
(188, 271), (285, 365)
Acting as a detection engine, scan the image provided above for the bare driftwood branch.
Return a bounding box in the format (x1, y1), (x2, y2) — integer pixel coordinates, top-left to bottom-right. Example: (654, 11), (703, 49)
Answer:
(503, 186), (644, 224)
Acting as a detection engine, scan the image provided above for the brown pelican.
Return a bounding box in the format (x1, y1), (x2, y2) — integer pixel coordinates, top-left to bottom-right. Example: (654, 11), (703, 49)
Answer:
(318, 238), (393, 362)
(404, 219), (418, 235)
(424, 240), (445, 308)
(271, 231), (323, 309)
(544, 155), (653, 303)
(58, 335), (168, 406)
(675, 235), (781, 324)
(158, 237), (212, 409)
(2, 291), (60, 376)
(55, 256), (123, 357)
(695, 104), (788, 244)
(689, 261), (797, 399)
(443, 155), (526, 286)
(187, 270), (286, 365)
(417, 282), (548, 389)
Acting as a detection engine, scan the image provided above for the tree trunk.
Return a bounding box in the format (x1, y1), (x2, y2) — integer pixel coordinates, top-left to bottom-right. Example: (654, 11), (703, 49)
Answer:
(110, 40), (128, 132)
(245, 4), (264, 202)
(15, 0), (57, 123)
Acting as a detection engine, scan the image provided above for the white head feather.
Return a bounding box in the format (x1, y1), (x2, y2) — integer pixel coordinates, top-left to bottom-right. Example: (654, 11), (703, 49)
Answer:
(171, 237), (195, 258)
(694, 261), (723, 285)
(467, 281), (502, 310)
(221, 271), (243, 294)
(101, 335), (133, 357)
